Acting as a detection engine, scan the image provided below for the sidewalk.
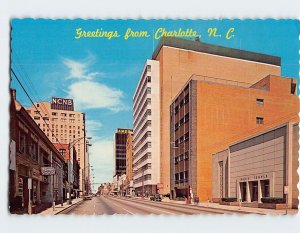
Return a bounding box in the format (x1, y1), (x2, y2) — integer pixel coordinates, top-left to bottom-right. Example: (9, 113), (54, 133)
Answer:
(161, 198), (298, 215)
(39, 198), (83, 215)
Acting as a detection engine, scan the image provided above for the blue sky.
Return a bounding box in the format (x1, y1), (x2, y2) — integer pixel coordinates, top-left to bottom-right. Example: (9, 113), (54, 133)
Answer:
(10, 19), (299, 186)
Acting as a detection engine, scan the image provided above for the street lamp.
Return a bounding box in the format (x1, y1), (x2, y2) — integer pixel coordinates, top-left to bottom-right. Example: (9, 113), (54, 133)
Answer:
(68, 136), (92, 204)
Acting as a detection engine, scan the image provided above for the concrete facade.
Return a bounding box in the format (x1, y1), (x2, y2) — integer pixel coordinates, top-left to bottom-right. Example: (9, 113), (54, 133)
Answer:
(133, 60), (161, 195)
(212, 122), (299, 209)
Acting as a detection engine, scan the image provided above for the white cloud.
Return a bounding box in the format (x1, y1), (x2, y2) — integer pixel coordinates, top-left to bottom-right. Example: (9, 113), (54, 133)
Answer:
(89, 138), (114, 183)
(62, 55), (104, 80)
(67, 80), (129, 112)
(86, 120), (103, 132)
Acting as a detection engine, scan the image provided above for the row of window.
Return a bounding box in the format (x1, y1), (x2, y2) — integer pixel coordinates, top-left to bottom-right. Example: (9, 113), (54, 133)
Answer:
(133, 174), (151, 184)
(175, 171), (189, 182)
(133, 131), (151, 152)
(52, 112), (78, 118)
(133, 64), (151, 106)
(133, 163), (152, 176)
(19, 130), (51, 164)
(174, 152), (189, 164)
(174, 132), (189, 147)
(133, 142), (152, 160)
(174, 113), (189, 131)
(174, 94), (189, 114)
(133, 152), (151, 168)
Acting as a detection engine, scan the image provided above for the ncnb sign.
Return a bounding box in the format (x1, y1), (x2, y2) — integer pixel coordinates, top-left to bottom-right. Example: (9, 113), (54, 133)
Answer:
(51, 97), (74, 111)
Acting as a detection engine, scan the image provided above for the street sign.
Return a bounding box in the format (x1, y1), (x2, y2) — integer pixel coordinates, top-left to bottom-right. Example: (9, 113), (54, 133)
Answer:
(284, 186), (289, 194)
(28, 178), (32, 190)
(41, 167), (55, 176)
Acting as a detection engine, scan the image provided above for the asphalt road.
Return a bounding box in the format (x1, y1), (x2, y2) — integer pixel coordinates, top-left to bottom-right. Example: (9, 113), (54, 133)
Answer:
(60, 196), (247, 215)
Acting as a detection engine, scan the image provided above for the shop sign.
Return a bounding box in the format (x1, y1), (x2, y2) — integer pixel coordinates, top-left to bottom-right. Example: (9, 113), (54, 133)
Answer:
(117, 128), (133, 134)
(32, 168), (43, 181)
(28, 178), (32, 190)
(41, 167), (56, 176)
(239, 174), (268, 182)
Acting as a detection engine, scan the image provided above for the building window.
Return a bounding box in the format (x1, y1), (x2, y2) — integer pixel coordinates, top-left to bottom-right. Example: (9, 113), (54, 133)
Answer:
(34, 116), (40, 120)
(69, 119), (75, 123)
(26, 110), (31, 114)
(256, 98), (264, 106)
(52, 112), (57, 116)
(43, 117), (49, 121)
(61, 113), (67, 117)
(147, 76), (151, 83)
(59, 149), (66, 157)
(69, 114), (75, 118)
(19, 131), (26, 154)
(61, 118), (67, 122)
(34, 111), (40, 114)
(256, 117), (264, 124)
(52, 118), (58, 122)
(146, 65), (151, 72)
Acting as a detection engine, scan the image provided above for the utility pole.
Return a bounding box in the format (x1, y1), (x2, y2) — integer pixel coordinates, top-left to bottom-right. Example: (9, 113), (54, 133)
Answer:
(51, 151), (55, 210)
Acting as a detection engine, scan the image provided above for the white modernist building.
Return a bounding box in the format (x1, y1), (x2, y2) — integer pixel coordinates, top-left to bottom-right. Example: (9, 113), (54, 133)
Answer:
(132, 59), (160, 195)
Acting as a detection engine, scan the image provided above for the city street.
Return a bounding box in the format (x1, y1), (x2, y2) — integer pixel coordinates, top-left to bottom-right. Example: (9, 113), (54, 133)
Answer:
(60, 196), (248, 215)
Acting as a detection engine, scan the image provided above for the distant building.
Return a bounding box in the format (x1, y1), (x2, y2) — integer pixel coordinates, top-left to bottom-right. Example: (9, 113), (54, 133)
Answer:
(54, 144), (81, 199)
(170, 75), (298, 201)
(9, 89), (65, 214)
(113, 128), (133, 176)
(125, 133), (134, 195)
(25, 97), (88, 194)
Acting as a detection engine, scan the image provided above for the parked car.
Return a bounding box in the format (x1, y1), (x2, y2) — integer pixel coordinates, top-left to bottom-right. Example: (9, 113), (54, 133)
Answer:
(150, 194), (162, 202)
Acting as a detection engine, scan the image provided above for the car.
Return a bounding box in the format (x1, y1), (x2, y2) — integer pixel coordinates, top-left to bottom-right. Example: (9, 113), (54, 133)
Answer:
(150, 194), (162, 202)
(83, 195), (93, 200)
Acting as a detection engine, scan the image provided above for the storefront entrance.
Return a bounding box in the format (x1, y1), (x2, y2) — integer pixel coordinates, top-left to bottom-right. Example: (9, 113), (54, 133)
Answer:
(249, 181), (258, 202)
(240, 182), (247, 202)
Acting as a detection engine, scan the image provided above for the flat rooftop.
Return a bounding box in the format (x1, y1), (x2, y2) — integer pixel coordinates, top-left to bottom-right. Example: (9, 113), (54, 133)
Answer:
(152, 37), (281, 66)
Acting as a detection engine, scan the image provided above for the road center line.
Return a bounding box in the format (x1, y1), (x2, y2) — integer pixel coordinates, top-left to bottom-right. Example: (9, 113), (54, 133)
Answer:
(112, 198), (174, 215)
(105, 198), (134, 215)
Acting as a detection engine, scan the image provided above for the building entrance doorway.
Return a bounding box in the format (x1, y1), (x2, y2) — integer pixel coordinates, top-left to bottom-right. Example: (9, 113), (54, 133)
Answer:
(240, 182), (247, 202)
(250, 181), (258, 202)
(261, 180), (270, 198)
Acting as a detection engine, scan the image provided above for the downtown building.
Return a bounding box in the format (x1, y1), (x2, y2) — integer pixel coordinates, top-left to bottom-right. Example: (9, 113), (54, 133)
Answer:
(25, 97), (89, 195)
(170, 74), (299, 202)
(134, 37), (283, 195)
(9, 89), (65, 214)
(212, 120), (299, 209)
(113, 128), (133, 176)
(133, 60), (161, 195)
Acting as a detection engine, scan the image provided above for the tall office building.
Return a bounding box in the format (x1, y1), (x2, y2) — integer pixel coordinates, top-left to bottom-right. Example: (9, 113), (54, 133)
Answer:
(25, 97), (88, 193)
(113, 128), (133, 176)
(132, 60), (160, 195)
(134, 37), (282, 195)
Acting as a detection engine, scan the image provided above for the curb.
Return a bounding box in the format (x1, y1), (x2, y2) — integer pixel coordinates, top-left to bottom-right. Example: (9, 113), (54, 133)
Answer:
(54, 199), (84, 215)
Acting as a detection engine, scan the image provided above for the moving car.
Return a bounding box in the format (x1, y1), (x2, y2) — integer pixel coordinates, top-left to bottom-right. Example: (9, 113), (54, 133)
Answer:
(83, 195), (93, 200)
(150, 194), (162, 202)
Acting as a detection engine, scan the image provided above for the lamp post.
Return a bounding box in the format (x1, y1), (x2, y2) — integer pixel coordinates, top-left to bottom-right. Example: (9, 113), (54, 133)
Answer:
(68, 136), (92, 204)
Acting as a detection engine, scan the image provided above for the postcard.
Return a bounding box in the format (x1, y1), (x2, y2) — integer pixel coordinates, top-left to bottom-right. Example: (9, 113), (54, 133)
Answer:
(9, 19), (299, 215)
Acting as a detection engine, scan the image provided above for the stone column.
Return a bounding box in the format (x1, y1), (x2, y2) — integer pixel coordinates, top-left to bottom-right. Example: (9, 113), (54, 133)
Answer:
(258, 180), (262, 203)
(246, 181), (251, 202)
